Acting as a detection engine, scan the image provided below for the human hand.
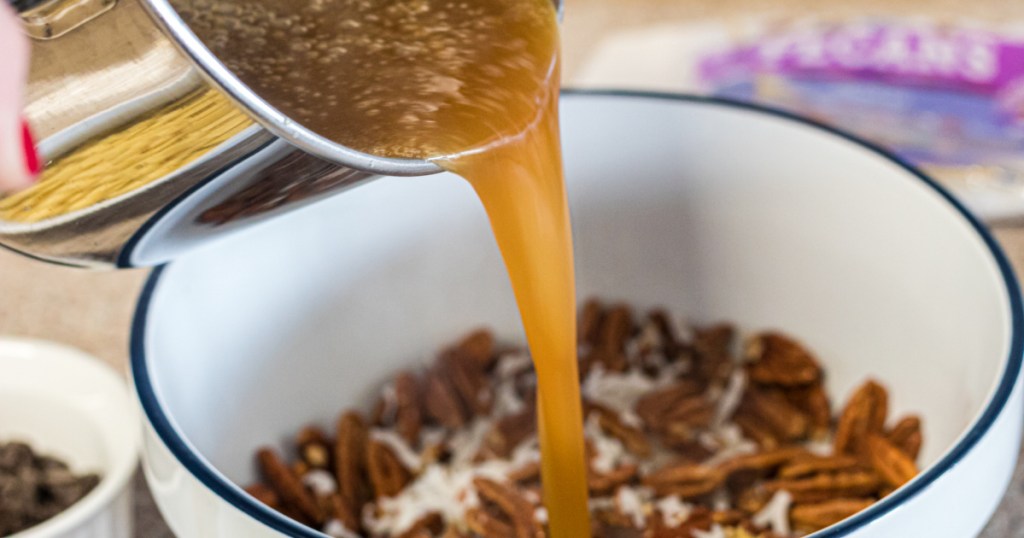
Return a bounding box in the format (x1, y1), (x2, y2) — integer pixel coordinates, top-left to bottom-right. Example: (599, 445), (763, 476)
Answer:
(0, 3), (39, 192)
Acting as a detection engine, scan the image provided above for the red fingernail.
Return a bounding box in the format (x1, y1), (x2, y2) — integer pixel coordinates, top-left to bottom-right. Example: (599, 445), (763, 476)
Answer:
(21, 119), (41, 178)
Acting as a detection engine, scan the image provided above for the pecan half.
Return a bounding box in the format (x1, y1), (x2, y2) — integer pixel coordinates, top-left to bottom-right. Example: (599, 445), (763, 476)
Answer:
(588, 463), (638, 495)
(646, 309), (680, 352)
(735, 485), (771, 514)
(764, 471), (881, 503)
(733, 413), (779, 449)
(440, 525), (473, 538)
(452, 328), (496, 369)
(886, 415), (922, 460)
(585, 304), (633, 372)
(395, 530), (431, 538)
(660, 397), (716, 447)
(783, 382), (831, 439)
(465, 506), (515, 536)
(424, 370), (468, 429)
(482, 406), (537, 459)
(590, 403), (651, 457)
(335, 411), (370, 508)
(737, 387), (809, 441)
(635, 380), (704, 429)
(256, 447), (324, 524)
(600, 305), (634, 352)
(395, 512), (445, 538)
(710, 508), (746, 526)
(692, 323), (735, 382)
(392, 371), (424, 445)
(593, 506), (634, 531)
(328, 492), (361, 533)
(473, 477), (544, 538)
(719, 446), (808, 477)
(366, 438), (412, 499)
(643, 462), (725, 498)
(508, 461), (541, 484)
(745, 332), (821, 386)
(834, 380), (888, 456)
(244, 483), (280, 509)
(865, 434), (918, 489)
(791, 498), (874, 531)
(579, 298), (604, 346)
(778, 454), (861, 479)
(444, 354), (494, 418)
(296, 426), (332, 469)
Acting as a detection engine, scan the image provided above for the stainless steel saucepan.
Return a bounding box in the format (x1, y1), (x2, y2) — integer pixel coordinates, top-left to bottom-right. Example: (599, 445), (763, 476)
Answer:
(7, 0), (514, 267)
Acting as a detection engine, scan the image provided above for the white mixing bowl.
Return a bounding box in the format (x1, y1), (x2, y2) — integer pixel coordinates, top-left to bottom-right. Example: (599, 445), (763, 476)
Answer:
(132, 92), (1023, 537)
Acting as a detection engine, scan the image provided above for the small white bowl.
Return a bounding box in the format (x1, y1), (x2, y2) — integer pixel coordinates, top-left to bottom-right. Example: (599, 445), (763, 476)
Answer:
(0, 338), (140, 538)
(134, 92), (1023, 537)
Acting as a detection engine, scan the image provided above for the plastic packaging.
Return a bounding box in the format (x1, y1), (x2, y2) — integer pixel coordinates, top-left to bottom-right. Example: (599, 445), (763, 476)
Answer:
(575, 17), (1024, 221)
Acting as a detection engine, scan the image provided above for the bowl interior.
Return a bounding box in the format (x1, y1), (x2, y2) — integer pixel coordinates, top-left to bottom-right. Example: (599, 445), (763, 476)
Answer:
(139, 94), (1013, 519)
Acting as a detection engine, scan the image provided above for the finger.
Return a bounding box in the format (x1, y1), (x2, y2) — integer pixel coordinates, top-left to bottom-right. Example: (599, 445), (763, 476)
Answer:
(0, 4), (36, 192)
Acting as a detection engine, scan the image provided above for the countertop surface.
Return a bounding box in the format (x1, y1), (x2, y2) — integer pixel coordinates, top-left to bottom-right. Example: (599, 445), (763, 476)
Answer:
(4, 0), (1024, 535)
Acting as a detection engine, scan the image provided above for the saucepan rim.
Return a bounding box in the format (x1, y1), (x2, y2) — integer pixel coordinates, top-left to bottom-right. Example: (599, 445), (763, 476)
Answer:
(140, 0), (565, 177)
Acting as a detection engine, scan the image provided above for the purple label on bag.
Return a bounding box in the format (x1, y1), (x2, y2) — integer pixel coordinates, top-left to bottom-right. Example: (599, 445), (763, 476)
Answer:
(700, 22), (1024, 96)
(695, 20), (1024, 168)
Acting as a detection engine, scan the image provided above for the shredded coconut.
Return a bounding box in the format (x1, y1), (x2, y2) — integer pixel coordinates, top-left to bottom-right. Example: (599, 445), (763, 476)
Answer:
(713, 369), (747, 427)
(420, 427), (446, 448)
(619, 410), (644, 429)
(492, 378), (525, 417)
(806, 437), (835, 457)
(449, 419), (493, 467)
(523, 488), (541, 505)
(643, 351), (668, 371)
(323, 519), (360, 538)
(371, 429), (423, 472)
(693, 523), (727, 538)
(637, 321), (664, 353)
(583, 366), (667, 417)
(674, 316), (694, 345)
(655, 496), (693, 528)
(625, 338), (641, 359)
(589, 497), (616, 511)
(365, 437), (540, 536)
(615, 487), (648, 528)
(638, 443), (680, 474)
(366, 458), (509, 535)
(496, 351), (532, 379)
(752, 490), (793, 536)
(302, 469), (337, 496)
(701, 424), (758, 467)
(710, 489), (731, 512)
(585, 414), (628, 473)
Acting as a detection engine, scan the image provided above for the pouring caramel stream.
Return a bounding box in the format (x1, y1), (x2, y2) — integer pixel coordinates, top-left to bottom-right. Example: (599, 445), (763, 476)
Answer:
(180, 0), (589, 535)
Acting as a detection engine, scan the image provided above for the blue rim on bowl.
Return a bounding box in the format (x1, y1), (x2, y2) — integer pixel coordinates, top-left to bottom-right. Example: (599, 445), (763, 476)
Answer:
(131, 90), (1024, 538)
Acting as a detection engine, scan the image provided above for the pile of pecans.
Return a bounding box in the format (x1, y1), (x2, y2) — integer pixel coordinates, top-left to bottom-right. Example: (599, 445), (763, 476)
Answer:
(0, 442), (101, 536)
(245, 298), (924, 538)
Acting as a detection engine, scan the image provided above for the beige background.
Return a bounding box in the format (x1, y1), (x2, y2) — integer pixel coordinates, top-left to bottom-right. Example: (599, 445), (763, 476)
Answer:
(3, 0), (1024, 535)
